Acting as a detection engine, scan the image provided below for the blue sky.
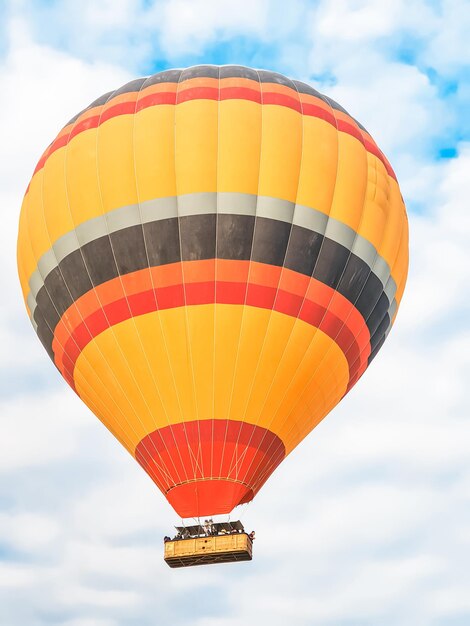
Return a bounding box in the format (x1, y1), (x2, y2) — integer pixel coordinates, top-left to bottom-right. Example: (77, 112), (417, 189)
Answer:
(1, 1), (469, 625)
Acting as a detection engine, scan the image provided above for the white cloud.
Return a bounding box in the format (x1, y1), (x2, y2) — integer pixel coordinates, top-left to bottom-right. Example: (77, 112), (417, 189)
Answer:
(315, 0), (408, 41)
(154, 0), (270, 58)
(0, 512), (59, 553)
(0, 563), (46, 589)
(325, 54), (443, 156)
(400, 143), (470, 332)
(62, 620), (117, 626)
(0, 17), (131, 396)
(0, 389), (89, 471)
(0, 18), (130, 190)
(423, 0), (470, 73)
(300, 3), (454, 172)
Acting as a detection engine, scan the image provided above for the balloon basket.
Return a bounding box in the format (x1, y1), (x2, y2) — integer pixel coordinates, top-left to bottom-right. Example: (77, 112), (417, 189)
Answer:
(163, 520), (253, 568)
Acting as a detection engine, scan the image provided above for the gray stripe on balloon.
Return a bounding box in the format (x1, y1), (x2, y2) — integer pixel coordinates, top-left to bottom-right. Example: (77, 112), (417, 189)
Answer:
(27, 191), (397, 311)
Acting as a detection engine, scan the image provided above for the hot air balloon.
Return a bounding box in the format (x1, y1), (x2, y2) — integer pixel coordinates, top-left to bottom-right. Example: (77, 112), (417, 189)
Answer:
(17, 65), (408, 566)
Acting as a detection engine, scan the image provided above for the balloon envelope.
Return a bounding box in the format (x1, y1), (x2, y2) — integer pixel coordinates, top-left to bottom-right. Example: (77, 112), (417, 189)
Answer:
(17, 66), (408, 518)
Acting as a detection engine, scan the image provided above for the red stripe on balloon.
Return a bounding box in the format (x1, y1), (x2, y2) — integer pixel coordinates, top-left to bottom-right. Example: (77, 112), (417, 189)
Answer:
(136, 91), (177, 110)
(336, 118), (363, 142)
(100, 100), (139, 123)
(51, 263), (371, 392)
(28, 83), (397, 183)
(177, 86), (219, 102)
(220, 86), (262, 103)
(69, 115), (100, 139)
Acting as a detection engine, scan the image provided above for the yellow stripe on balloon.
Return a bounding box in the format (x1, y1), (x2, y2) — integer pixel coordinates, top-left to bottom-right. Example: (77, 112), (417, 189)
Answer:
(73, 305), (349, 455)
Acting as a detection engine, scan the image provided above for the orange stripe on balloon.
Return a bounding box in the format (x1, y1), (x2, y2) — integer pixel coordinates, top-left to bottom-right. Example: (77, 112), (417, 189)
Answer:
(27, 79), (397, 185)
(51, 261), (370, 392)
